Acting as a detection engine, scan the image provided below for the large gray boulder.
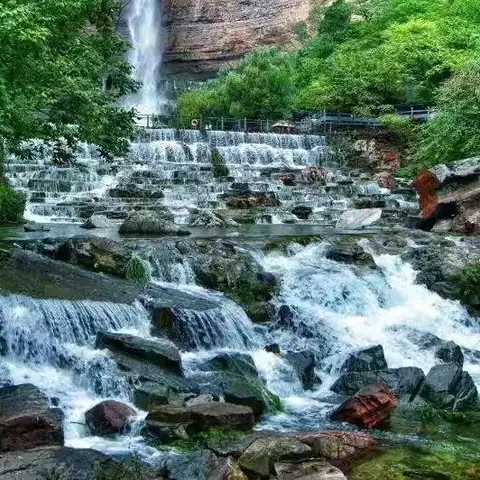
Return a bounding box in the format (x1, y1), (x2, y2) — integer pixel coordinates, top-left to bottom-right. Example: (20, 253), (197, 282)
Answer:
(80, 214), (112, 229)
(199, 353), (280, 418)
(0, 446), (155, 479)
(284, 350), (317, 390)
(435, 341), (464, 367)
(189, 210), (239, 227)
(238, 437), (312, 478)
(0, 384), (64, 452)
(96, 332), (183, 376)
(420, 363), (478, 410)
(274, 461), (347, 480)
(340, 345), (388, 373)
(119, 211), (190, 236)
(331, 367), (425, 400)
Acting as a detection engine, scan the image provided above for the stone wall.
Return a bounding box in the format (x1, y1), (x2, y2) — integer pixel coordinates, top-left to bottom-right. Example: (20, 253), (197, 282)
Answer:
(162, 0), (314, 79)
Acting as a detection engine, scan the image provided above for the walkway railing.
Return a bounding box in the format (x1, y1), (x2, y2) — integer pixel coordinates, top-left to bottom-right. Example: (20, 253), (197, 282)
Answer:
(135, 108), (434, 133)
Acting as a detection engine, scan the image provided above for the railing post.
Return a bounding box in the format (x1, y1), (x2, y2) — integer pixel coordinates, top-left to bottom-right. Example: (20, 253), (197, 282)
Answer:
(411, 106), (414, 118)
(244, 118), (247, 132)
(147, 115), (150, 129)
(200, 116), (203, 130)
(266, 119), (270, 132)
(221, 116), (224, 130)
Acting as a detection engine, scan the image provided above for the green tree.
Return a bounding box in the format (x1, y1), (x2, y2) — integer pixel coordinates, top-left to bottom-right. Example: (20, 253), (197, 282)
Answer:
(0, 0), (137, 163)
(415, 58), (480, 170)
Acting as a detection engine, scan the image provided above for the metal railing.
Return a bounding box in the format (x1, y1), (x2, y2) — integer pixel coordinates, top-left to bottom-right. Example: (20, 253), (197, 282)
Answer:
(135, 108), (434, 133)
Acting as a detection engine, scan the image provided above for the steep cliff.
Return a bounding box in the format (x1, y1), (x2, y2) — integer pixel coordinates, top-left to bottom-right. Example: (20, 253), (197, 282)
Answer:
(163, 0), (313, 79)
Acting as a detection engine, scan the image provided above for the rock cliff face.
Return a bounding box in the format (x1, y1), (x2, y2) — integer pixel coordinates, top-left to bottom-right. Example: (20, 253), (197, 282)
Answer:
(163, 0), (313, 78)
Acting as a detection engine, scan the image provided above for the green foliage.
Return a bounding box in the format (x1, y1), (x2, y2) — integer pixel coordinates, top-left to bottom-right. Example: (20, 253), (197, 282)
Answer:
(451, 261), (480, 310)
(0, 187), (26, 224)
(177, 48), (297, 121)
(0, 0), (137, 160)
(414, 58), (480, 169)
(123, 254), (151, 285)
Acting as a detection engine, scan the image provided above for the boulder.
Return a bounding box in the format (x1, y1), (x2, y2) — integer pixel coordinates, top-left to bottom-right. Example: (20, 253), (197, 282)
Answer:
(297, 431), (375, 470)
(291, 205), (313, 220)
(200, 353), (280, 418)
(119, 211), (190, 236)
(0, 446), (153, 479)
(0, 384), (64, 452)
(330, 382), (397, 429)
(274, 461), (347, 480)
(201, 353), (259, 379)
(325, 240), (376, 267)
(265, 344), (281, 355)
(340, 345), (387, 373)
(146, 402), (255, 439)
(238, 437), (312, 478)
(84, 400), (136, 436)
(96, 333), (183, 376)
(189, 210), (239, 227)
(284, 350), (316, 390)
(420, 363), (478, 410)
(331, 367), (425, 400)
(80, 214), (112, 229)
(335, 209), (382, 230)
(435, 341), (464, 367)
(24, 222), (51, 232)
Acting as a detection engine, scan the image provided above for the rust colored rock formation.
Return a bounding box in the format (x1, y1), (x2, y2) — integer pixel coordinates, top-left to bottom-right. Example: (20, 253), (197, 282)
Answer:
(412, 170), (440, 219)
(330, 382), (397, 429)
(163, 0), (314, 78)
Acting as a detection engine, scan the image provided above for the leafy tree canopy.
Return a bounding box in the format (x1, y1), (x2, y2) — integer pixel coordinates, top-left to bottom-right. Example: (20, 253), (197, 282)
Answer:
(0, 0), (137, 160)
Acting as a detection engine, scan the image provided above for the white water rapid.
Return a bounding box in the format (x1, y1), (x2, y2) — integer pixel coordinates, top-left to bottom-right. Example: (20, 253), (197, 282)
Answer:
(125, 0), (165, 113)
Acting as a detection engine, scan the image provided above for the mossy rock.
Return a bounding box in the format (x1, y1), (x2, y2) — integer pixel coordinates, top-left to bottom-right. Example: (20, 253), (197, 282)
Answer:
(349, 444), (480, 480)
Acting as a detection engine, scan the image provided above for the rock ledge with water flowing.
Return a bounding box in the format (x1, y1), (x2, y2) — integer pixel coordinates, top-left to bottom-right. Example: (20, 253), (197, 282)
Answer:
(84, 400), (136, 436)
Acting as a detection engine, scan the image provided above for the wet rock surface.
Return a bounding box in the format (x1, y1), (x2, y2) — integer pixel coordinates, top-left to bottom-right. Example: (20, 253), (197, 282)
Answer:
(0, 384), (64, 452)
(84, 400), (136, 436)
(119, 211), (191, 236)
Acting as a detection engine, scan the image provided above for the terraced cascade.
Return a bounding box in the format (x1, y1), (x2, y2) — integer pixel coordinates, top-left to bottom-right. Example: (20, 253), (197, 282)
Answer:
(4, 128), (418, 227)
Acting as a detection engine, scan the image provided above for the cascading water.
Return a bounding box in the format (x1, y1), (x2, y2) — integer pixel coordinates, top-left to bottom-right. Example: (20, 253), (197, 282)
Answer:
(125, 0), (165, 114)
(0, 295), (160, 458)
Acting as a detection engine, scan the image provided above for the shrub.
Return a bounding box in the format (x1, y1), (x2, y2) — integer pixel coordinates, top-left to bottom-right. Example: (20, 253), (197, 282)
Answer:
(0, 187), (26, 224)
(123, 254), (151, 284)
(452, 262), (480, 310)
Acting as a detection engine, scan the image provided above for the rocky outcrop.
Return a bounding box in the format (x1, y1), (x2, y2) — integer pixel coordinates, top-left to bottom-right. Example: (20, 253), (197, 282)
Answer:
(119, 211), (191, 236)
(145, 402), (255, 440)
(96, 333), (183, 376)
(238, 437), (312, 478)
(274, 461), (347, 480)
(80, 214), (112, 229)
(284, 350), (317, 390)
(340, 345), (387, 373)
(84, 400), (136, 436)
(297, 431), (375, 471)
(413, 157), (480, 233)
(330, 382), (398, 429)
(0, 446), (152, 479)
(420, 363), (478, 411)
(163, 0), (313, 79)
(0, 384), (64, 452)
(199, 353), (281, 418)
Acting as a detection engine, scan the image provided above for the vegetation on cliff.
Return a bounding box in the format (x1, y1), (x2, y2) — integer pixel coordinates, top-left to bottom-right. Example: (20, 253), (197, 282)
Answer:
(178, 0), (480, 170)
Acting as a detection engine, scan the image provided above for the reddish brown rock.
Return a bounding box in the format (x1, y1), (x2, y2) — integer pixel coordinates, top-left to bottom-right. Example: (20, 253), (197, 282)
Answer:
(0, 384), (64, 452)
(412, 170), (440, 219)
(381, 151), (400, 171)
(226, 192), (279, 209)
(330, 382), (397, 429)
(297, 431), (375, 470)
(375, 171), (397, 189)
(164, 0), (315, 78)
(85, 400), (136, 436)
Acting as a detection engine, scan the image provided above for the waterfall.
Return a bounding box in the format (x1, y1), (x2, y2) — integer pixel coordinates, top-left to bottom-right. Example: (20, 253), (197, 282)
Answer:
(126, 0), (164, 114)
(0, 295), (156, 457)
